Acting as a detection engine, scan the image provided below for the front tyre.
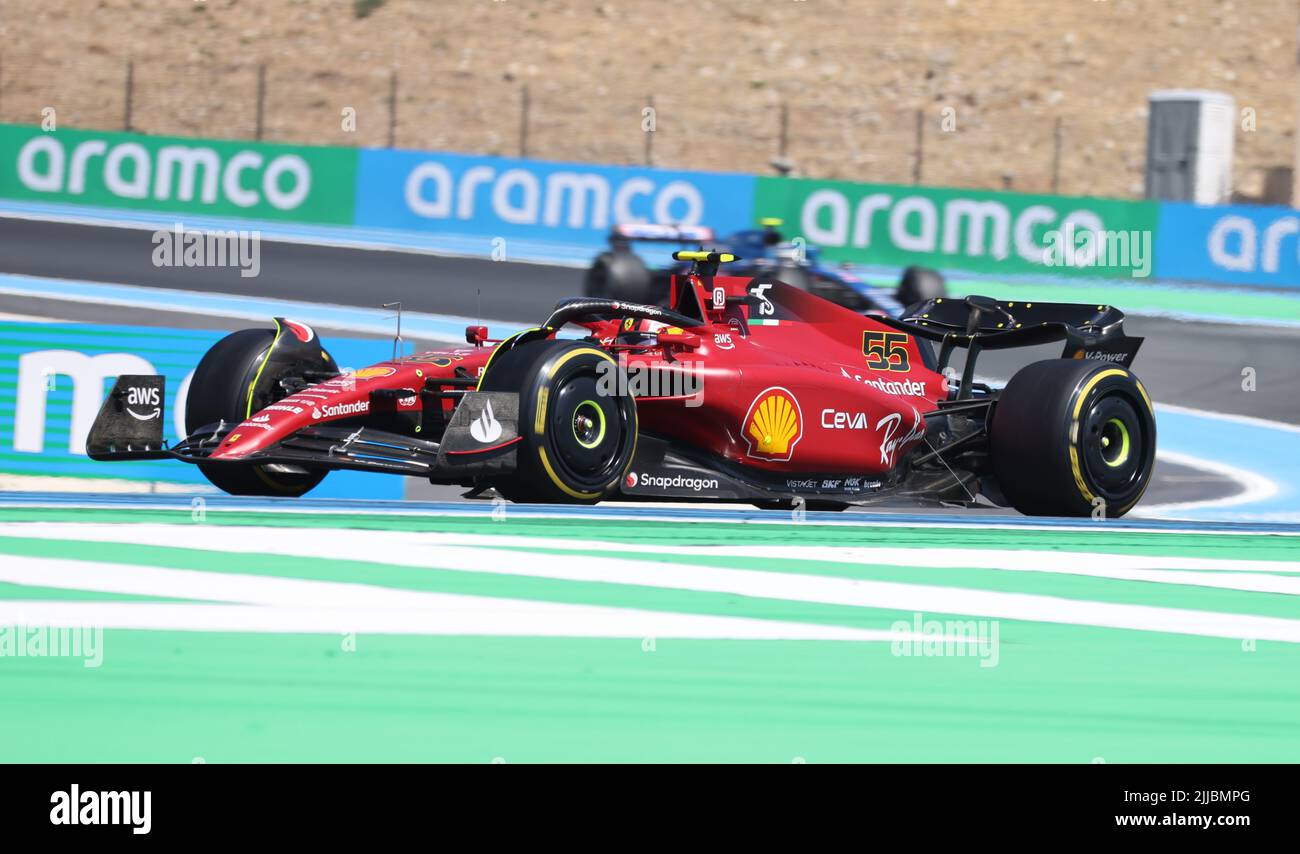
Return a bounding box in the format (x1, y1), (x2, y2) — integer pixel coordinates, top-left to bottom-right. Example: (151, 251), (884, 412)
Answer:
(990, 359), (1156, 518)
(479, 339), (637, 503)
(584, 249), (655, 303)
(185, 327), (332, 497)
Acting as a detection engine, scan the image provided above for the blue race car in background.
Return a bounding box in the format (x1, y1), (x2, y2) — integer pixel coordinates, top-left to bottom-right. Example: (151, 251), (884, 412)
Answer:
(583, 218), (947, 316)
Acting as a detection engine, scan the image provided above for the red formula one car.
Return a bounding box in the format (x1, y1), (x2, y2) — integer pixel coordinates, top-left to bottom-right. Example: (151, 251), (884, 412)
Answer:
(88, 252), (1156, 517)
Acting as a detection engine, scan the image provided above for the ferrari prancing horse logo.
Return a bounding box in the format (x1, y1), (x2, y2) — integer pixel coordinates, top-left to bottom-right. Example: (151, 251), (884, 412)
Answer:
(741, 386), (803, 462)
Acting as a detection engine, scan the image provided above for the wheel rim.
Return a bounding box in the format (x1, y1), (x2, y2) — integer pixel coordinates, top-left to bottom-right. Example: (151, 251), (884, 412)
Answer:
(1080, 393), (1146, 500)
(549, 371), (627, 488)
(1099, 417), (1131, 468)
(571, 399), (607, 449)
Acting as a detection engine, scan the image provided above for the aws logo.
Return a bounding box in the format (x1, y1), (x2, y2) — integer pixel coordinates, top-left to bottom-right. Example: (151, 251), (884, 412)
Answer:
(741, 386), (803, 462)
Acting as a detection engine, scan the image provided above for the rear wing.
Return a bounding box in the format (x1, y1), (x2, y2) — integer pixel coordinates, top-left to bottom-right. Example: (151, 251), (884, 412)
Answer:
(875, 295), (1144, 398)
(609, 223), (715, 248)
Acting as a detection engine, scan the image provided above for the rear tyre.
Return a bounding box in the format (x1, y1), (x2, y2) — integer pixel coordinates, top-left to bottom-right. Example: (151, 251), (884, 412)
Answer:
(479, 339), (637, 503)
(990, 359), (1156, 518)
(584, 250), (656, 304)
(185, 328), (330, 497)
(895, 266), (946, 308)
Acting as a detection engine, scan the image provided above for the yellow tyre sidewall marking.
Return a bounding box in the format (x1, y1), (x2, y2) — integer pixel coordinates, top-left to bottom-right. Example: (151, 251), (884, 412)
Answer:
(475, 327), (543, 392)
(243, 320), (301, 493)
(245, 319), (284, 419)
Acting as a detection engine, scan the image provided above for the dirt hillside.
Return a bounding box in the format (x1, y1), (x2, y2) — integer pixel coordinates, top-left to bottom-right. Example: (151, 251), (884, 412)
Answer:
(0, 0), (1294, 200)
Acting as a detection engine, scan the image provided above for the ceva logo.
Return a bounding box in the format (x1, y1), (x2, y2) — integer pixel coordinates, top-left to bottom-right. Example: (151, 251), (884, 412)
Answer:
(800, 190), (1106, 266)
(402, 160), (706, 229)
(16, 136), (312, 210)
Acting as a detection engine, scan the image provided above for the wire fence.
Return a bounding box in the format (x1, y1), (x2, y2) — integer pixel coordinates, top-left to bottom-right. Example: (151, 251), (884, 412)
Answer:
(0, 50), (1267, 201)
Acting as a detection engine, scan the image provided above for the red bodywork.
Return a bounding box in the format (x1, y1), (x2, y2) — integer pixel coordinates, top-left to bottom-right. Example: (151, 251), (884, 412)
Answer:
(211, 271), (948, 478)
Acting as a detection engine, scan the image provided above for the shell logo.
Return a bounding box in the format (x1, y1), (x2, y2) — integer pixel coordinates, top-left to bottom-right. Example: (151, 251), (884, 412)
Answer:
(350, 367), (396, 380)
(741, 386), (803, 461)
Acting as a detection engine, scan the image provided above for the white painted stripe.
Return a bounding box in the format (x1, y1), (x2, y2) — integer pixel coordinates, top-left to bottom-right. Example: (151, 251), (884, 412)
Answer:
(0, 555), (899, 642)
(0, 274), (470, 342)
(264, 529), (1298, 575)
(3, 496), (1291, 537)
(9, 522), (1295, 578)
(0, 475), (218, 495)
(0, 600), (901, 640)
(1137, 449), (1278, 516)
(5, 523), (1300, 642)
(0, 311), (69, 322)
(1155, 403), (1300, 436)
(352, 533), (1300, 596)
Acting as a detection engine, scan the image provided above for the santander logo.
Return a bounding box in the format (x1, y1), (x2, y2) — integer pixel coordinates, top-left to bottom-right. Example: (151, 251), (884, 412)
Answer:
(469, 400), (503, 443)
(311, 400), (369, 420)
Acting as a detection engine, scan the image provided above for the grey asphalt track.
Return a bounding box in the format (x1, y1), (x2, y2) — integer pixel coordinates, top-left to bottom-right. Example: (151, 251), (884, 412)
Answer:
(3, 216), (1298, 424)
(0, 214), (1290, 510)
(0, 216), (571, 322)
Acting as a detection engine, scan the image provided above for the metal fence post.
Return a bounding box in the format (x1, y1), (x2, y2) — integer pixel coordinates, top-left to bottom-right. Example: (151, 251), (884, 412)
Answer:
(255, 63), (267, 141)
(780, 102), (789, 160)
(912, 108), (924, 184)
(388, 69), (398, 148)
(1051, 117), (1062, 194)
(124, 60), (134, 132)
(519, 85), (530, 158)
(644, 94), (654, 166)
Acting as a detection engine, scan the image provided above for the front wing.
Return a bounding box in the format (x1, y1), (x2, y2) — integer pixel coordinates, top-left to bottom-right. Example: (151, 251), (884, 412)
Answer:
(86, 375), (523, 480)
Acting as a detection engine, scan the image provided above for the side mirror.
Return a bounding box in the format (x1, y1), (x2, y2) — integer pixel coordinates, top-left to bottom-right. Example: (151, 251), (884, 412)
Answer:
(466, 325), (489, 346)
(657, 330), (700, 349)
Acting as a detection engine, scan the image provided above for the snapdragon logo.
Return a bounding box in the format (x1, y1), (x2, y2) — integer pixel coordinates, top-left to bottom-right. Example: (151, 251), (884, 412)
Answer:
(403, 161), (705, 229)
(1042, 224), (1152, 278)
(632, 472), (720, 492)
(50, 785), (151, 835)
(151, 223), (261, 278)
(16, 135), (312, 210)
